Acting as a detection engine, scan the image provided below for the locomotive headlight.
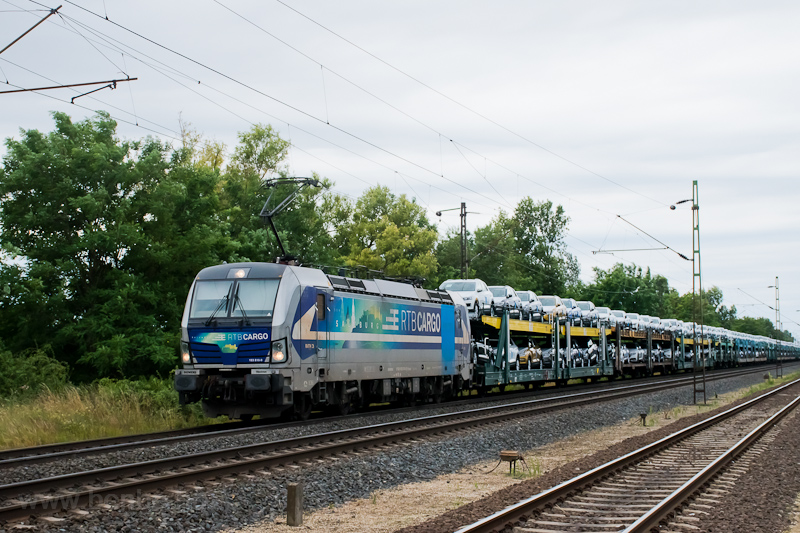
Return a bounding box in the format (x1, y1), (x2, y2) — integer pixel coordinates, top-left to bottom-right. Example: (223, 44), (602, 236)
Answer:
(227, 267), (250, 279)
(271, 339), (287, 363)
(180, 341), (191, 364)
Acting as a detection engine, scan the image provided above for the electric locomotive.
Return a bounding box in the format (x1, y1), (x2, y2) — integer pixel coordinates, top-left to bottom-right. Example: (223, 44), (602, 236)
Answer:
(174, 262), (472, 420)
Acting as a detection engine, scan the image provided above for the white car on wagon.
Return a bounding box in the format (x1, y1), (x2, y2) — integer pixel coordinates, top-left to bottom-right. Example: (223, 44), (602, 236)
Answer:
(439, 278), (493, 319)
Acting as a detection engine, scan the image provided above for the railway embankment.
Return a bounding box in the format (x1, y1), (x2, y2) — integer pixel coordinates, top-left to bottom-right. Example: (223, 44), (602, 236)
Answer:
(0, 378), (212, 450)
(2, 368), (796, 532)
(395, 371), (800, 533)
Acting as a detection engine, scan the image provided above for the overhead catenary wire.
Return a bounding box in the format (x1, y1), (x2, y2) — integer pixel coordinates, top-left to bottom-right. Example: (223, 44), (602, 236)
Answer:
(0, 58), (403, 219)
(58, 0), (506, 211)
(735, 289), (799, 329)
(0, 55), (175, 135)
(737, 288), (777, 313)
(10, 2), (752, 251)
(0, 76), (135, 94)
(0, 74), (179, 140)
(1, 0), (179, 134)
(15, 3), (490, 210)
(450, 140), (614, 218)
(614, 214), (690, 261)
(450, 141), (514, 210)
(63, 27), (433, 211)
(25, 0), (676, 257)
(55, 10), (128, 76)
(608, 216), (695, 281)
(68, 27), (475, 209)
(260, 0), (710, 283)
(120, 53), (138, 125)
(210, 0), (546, 211)
(271, 0), (669, 208)
(3, 63), (413, 215)
(69, 0), (623, 236)
(13, 4), (695, 275)
(210, 0), (635, 225)
(266, 4), (716, 300)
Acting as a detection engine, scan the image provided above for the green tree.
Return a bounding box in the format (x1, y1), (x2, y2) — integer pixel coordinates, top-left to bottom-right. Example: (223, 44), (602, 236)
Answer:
(431, 228), (474, 288)
(468, 198), (578, 295)
(470, 211), (528, 287)
(216, 124), (290, 260)
(230, 124), (290, 179)
(0, 344), (69, 398)
(582, 263), (675, 316)
(0, 112), (230, 378)
(178, 117), (227, 171)
(661, 286), (733, 327)
(214, 124), (347, 266)
(513, 198), (580, 295)
(337, 186), (438, 279)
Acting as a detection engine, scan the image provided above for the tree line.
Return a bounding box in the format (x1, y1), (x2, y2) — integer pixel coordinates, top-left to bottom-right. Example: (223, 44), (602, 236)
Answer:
(0, 113), (791, 384)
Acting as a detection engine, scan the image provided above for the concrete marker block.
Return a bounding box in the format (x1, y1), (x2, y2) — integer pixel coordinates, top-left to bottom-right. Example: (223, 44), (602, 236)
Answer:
(287, 482), (303, 527)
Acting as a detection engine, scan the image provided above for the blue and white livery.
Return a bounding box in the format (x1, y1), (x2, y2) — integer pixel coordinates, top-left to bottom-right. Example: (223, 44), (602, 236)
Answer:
(175, 262), (471, 419)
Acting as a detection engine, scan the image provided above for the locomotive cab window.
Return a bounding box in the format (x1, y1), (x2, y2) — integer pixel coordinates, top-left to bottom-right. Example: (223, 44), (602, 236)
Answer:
(231, 279), (280, 318)
(190, 279), (279, 319)
(189, 281), (233, 318)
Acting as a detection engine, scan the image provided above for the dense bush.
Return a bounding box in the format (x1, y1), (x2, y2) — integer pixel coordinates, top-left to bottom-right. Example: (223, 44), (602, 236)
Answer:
(0, 345), (68, 398)
(0, 376), (211, 449)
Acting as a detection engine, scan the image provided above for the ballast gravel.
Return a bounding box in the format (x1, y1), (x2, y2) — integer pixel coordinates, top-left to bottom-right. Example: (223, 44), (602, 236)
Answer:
(693, 406), (800, 532)
(0, 369), (784, 533)
(397, 377), (800, 533)
(0, 386), (604, 485)
(0, 370), (754, 486)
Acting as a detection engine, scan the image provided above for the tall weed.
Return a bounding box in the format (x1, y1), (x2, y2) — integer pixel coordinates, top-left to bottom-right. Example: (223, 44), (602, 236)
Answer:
(0, 345), (68, 398)
(0, 378), (213, 449)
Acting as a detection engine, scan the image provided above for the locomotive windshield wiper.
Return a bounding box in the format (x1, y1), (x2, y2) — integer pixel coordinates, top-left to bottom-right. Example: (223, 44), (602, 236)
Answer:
(204, 294), (229, 327)
(233, 286), (251, 326)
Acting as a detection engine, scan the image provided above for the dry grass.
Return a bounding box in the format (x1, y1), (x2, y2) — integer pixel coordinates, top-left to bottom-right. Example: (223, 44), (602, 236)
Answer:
(0, 379), (212, 449)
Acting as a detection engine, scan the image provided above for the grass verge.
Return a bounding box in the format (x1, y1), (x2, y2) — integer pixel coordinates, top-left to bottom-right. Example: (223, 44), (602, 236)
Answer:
(0, 377), (219, 450)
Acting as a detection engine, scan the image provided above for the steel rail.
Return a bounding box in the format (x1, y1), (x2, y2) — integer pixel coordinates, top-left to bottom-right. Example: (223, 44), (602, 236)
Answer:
(0, 369), (760, 468)
(623, 393), (800, 532)
(453, 377), (800, 533)
(0, 370), (752, 522)
(0, 364), (781, 467)
(0, 419), (265, 462)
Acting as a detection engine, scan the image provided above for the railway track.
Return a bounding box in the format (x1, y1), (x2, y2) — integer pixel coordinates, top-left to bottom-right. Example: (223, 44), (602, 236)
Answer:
(0, 367), (781, 523)
(454, 377), (800, 533)
(0, 364), (786, 470)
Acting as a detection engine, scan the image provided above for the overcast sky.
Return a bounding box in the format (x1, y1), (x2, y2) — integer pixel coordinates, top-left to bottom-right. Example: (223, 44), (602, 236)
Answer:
(1, 1), (798, 336)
